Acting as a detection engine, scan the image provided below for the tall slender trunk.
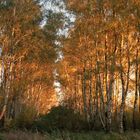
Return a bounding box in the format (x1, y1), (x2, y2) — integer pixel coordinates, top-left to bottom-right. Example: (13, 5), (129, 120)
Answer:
(89, 68), (93, 121)
(82, 65), (88, 121)
(119, 34), (130, 133)
(92, 79), (98, 127)
(106, 31), (117, 132)
(104, 33), (115, 132)
(74, 75), (77, 111)
(104, 34), (108, 131)
(133, 48), (139, 130)
(95, 50), (106, 130)
(139, 68), (140, 113)
(0, 61), (12, 126)
(114, 77), (119, 122)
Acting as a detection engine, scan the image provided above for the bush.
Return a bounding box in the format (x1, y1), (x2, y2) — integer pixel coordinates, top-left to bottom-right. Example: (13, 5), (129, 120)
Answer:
(33, 106), (88, 132)
(12, 106), (37, 129)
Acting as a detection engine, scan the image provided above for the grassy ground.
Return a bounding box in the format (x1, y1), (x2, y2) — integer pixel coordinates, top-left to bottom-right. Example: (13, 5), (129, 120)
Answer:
(0, 130), (140, 140)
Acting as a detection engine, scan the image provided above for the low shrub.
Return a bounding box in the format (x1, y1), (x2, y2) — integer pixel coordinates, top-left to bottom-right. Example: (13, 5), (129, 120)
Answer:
(12, 106), (37, 129)
(33, 106), (89, 132)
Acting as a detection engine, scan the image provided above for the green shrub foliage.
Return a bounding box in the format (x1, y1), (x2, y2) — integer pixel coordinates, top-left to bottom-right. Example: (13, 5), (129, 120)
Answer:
(33, 106), (89, 132)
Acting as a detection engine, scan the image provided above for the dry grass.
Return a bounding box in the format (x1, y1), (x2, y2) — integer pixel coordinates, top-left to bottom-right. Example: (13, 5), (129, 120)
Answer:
(0, 131), (49, 140)
(0, 130), (140, 140)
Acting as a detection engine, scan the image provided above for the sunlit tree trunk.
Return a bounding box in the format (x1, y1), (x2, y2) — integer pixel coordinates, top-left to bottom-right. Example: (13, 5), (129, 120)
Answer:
(89, 66), (93, 121)
(139, 67), (140, 113)
(119, 35), (130, 133)
(133, 47), (139, 130)
(82, 64), (88, 121)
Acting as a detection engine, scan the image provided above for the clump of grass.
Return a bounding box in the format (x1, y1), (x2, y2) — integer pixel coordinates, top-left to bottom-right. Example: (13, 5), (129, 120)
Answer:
(0, 134), (4, 140)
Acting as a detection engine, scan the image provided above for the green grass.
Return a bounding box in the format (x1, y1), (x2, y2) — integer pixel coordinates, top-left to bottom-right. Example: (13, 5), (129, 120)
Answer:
(0, 130), (140, 140)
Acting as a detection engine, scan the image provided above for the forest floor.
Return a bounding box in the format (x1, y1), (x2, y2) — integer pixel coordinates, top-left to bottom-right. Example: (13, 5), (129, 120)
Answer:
(0, 130), (140, 140)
